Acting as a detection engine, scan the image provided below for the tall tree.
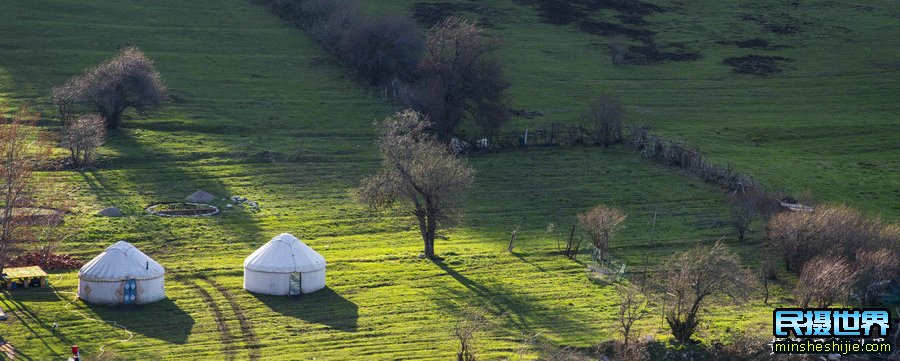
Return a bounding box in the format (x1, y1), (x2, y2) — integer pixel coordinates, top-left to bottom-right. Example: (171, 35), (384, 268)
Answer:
(408, 16), (509, 140)
(52, 46), (166, 129)
(0, 105), (52, 275)
(357, 110), (474, 259)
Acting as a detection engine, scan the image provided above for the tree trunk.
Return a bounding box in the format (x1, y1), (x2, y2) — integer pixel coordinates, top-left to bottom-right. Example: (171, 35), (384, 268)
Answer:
(104, 107), (124, 129)
(424, 215), (437, 258)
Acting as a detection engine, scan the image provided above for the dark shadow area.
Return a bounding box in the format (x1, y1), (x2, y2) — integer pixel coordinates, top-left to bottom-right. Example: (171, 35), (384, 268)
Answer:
(83, 298), (194, 344)
(252, 287), (358, 332)
(0, 290), (69, 356)
(431, 260), (598, 337)
(0, 287), (62, 303)
(79, 170), (132, 211)
(101, 129), (267, 245)
(510, 251), (547, 272)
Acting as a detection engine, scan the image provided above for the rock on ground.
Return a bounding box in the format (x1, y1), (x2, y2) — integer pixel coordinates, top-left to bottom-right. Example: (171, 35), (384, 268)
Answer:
(97, 207), (124, 217)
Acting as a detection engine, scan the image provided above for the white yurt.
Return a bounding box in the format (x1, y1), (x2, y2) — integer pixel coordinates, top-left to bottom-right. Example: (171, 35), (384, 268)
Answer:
(78, 241), (166, 305)
(244, 233), (326, 296)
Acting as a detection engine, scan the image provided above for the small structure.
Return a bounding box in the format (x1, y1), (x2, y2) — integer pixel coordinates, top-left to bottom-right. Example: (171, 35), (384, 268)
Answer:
(97, 207), (124, 217)
(1, 266), (48, 290)
(186, 190), (216, 203)
(779, 201), (815, 213)
(244, 233), (326, 296)
(78, 241), (166, 305)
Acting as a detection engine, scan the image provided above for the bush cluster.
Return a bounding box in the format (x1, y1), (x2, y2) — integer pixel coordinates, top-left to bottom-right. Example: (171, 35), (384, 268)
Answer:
(255, 0), (509, 139)
(768, 204), (900, 306)
(256, 0), (422, 87)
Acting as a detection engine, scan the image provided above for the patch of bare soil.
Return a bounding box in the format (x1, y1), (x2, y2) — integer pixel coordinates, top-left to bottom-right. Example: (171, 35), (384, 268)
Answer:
(525, 0), (701, 65)
(622, 41), (700, 64)
(581, 0), (663, 16)
(739, 0), (810, 37)
(723, 55), (793, 76)
(579, 20), (655, 39)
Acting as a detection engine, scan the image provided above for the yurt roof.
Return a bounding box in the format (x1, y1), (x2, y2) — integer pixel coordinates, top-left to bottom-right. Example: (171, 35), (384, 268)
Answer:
(79, 241), (165, 282)
(244, 233), (326, 273)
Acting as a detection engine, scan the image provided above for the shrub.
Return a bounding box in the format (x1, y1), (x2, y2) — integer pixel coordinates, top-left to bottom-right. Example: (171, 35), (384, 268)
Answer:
(303, 0), (360, 50)
(577, 204), (626, 261)
(617, 284), (649, 347)
(728, 187), (774, 242)
(584, 95), (625, 147)
(767, 204), (889, 271)
(795, 255), (853, 308)
(52, 46), (166, 129)
(654, 242), (755, 344)
(60, 114), (106, 166)
(339, 15), (423, 86)
(852, 248), (899, 306)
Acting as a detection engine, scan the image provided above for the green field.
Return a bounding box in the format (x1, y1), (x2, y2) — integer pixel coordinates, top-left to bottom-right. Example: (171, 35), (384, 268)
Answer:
(370, 0), (900, 220)
(0, 0), (895, 359)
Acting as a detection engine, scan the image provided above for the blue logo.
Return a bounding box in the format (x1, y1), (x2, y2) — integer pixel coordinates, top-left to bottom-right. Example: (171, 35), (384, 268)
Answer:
(774, 308), (891, 338)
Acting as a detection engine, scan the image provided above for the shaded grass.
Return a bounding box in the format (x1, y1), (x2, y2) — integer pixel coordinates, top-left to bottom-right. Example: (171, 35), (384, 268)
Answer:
(368, 0), (900, 219)
(0, 0), (851, 359)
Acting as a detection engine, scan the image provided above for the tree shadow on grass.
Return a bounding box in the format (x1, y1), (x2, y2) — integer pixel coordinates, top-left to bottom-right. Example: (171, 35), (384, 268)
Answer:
(0, 290), (70, 357)
(98, 129), (267, 245)
(82, 298), (194, 344)
(250, 287), (358, 332)
(431, 260), (600, 339)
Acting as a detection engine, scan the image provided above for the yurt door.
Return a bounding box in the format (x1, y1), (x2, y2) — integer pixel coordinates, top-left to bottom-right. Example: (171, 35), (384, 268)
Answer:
(289, 272), (302, 296)
(123, 279), (137, 304)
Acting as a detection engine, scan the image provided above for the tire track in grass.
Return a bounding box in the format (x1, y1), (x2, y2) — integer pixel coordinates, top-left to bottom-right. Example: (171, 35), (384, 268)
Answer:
(171, 276), (236, 360)
(196, 275), (261, 361)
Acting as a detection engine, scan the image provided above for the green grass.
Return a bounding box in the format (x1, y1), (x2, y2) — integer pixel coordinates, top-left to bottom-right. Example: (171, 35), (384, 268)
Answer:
(0, 0), (889, 359)
(369, 0), (900, 220)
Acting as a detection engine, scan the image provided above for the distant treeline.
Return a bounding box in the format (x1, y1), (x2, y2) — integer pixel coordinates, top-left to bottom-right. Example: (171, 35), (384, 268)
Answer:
(253, 0), (511, 140)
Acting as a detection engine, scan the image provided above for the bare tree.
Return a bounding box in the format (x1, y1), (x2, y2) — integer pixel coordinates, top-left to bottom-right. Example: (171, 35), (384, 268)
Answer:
(851, 249), (899, 306)
(655, 241), (755, 344)
(795, 255), (853, 308)
(759, 258), (777, 304)
(617, 284), (649, 347)
(767, 204), (890, 271)
(304, 0), (361, 50)
(339, 14), (423, 86)
(0, 105), (52, 275)
(608, 36), (629, 66)
(407, 16), (509, 140)
(52, 46), (166, 129)
(577, 205), (626, 261)
(584, 96), (625, 147)
(357, 110), (474, 259)
(60, 114), (106, 166)
(455, 308), (488, 361)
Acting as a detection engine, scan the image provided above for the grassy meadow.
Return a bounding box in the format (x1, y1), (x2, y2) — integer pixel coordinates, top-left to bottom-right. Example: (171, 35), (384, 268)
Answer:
(370, 0), (900, 220)
(0, 0), (895, 360)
